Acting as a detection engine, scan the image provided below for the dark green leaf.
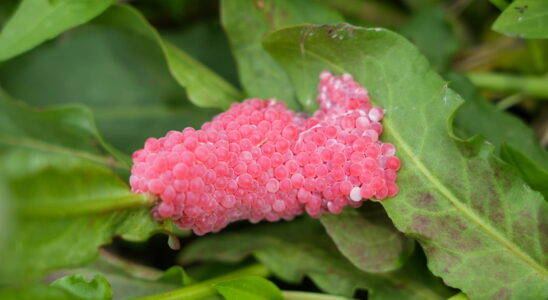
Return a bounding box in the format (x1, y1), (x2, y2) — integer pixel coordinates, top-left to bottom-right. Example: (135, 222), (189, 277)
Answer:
(0, 0), (18, 25)
(214, 276), (284, 300)
(186, 261), (255, 282)
(221, 0), (343, 111)
(51, 274), (112, 300)
(398, 6), (459, 71)
(320, 202), (415, 273)
(449, 72), (548, 198)
(0, 0), (114, 61)
(0, 6), (220, 154)
(263, 24), (548, 299)
(99, 4), (242, 109)
(493, 0), (548, 39)
(162, 21), (240, 88)
(181, 218), (453, 299)
(0, 92), (161, 285)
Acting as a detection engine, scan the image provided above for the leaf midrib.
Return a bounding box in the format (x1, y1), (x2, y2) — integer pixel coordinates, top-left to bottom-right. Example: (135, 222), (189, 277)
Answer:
(289, 42), (547, 278)
(18, 193), (151, 217)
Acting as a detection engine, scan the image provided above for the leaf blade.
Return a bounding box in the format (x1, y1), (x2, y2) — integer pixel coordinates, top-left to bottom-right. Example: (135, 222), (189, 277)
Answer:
(221, 0), (343, 111)
(0, 6), (222, 153)
(0, 0), (114, 61)
(98, 4), (242, 109)
(493, 0), (548, 39)
(0, 91), (161, 285)
(214, 276), (284, 300)
(263, 24), (548, 299)
(448, 72), (548, 198)
(320, 203), (415, 273)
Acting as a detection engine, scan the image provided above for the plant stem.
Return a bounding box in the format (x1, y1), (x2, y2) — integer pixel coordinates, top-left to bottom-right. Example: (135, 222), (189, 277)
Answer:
(497, 93), (524, 110)
(283, 291), (355, 300)
(133, 263), (270, 300)
(18, 193), (155, 217)
(466, 72), (548, 99)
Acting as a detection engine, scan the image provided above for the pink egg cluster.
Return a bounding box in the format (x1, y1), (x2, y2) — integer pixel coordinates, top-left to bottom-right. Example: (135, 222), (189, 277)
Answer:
(130, 71), (400, 235)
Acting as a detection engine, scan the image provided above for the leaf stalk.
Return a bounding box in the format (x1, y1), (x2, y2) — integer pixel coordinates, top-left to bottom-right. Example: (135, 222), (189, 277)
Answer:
(132, 263), (270, 300)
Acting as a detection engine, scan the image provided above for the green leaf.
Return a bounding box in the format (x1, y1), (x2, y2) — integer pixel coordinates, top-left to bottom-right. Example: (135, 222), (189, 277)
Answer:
(0, 6), (220, 154)
(214, 276), (283, 300)
(320, 202), (415, 273)
(0, 180), (9, 256)
(100, 4), (242, 109)
(181, 218), (454, 299)
(0, 88), (128, 168)
(0, 153), (160, 285)
(263, 24), (548, 299)
(0, 0), (18, 25)
(398, 6), (459, 71)
(499, 144), (548, 198)
(0, 275), (111, 300)
(0, 285), (82, 300)
(51, 274), (112, 300)
(49, 251), (192, 300)
(448, 72), (548, 198)
(447, 292), (470, 300)
(0, 92), (161, 285)
(0, 0), (114, 61)
(221, 0), (343, 111)
(493, 0), (548, 39)
(162, 21), (240, 88)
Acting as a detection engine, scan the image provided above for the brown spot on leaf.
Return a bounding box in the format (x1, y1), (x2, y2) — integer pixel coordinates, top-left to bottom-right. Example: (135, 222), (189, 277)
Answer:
(514, 5), (528, 13)
(254, 0), (264, 10)
(414, 192), (440, 211)
(457, 142), (479, 158)
(495, 287), (510, 300)
(410, 214), (435, 240)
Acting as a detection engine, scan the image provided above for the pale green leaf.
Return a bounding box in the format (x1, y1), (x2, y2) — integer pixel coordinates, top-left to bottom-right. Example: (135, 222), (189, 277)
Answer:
(0, 0), (114, 61)
(447, 292), (470, 300)
(214, 276), (284, 300)
(263, 24), (548, 299)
